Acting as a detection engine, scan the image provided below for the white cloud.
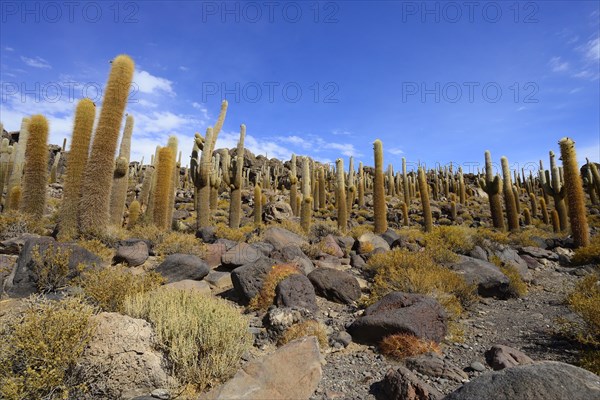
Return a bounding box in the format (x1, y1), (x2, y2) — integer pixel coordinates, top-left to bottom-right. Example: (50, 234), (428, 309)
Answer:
(5, 47), (14, 52)
(179, 66), (189, 71)
(582, 37), (599, 62)
(549, 56), (569, 72)
(133, 69), (174, 95)
(332, 129), (352, 136)
(215, 131), (293, 160)
(325, 142), (360, 157)
(21, 56), (51, 69)
(388, 147), (404, 155)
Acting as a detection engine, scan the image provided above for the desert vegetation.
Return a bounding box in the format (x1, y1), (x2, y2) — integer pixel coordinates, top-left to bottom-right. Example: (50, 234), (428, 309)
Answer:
(0, 54), (598, 399)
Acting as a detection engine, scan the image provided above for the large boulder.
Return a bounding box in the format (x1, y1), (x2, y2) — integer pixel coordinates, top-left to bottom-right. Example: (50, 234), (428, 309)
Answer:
(274, 274), (318, 313)
(231, 257), (277, 302)
(6, 237), (102, 297)
(154, 254), (209, 283)
(443, 361), (600, 400)
(406, 352), (469, 382)
(347, 292), (447, 344)
(77, 312), (175, 399)
(307, 268), (361, 304)
(490, 246), (532, 282)
(263, 201), (294, 223)
(381, 365), (443, 400)
(357, 232), (390, 253)
(206, 336), (322, 400)
(114, 241), (149, 267)
(221, 243), (263, 268)
(447, 256), (512, 299)
(263, 227), (307, 251)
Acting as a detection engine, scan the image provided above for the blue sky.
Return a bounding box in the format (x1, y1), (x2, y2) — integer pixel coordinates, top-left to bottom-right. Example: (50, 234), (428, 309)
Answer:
(1, 1), (598, 174)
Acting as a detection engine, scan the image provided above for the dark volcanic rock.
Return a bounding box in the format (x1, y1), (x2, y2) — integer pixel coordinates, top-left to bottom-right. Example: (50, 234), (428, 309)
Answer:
(274, 274), (318, 313)
(155, 254), (209, 283)
(347, 292), (447, 344)
(231, 257), (277, 302)
(307, 267), (361, 304)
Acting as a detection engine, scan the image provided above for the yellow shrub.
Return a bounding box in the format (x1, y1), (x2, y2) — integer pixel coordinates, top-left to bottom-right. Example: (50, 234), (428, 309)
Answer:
(367, 249), (477, 318)
(0, 296), (95, 400)
(572, 235), (600, 266)
(31, 244), (76, 293)
(425, 226), (475, 254)
(473, 228), (510, 245)
(249, 264), (301, 310)
(77, 266), (164, 312)
(278, 320), (328, 349)
(0, 211), (46, 240)
(508, 227), (555, 247)
(349, 224), (374, 240)
(500, 265), (528, 297)
(76, 239), (115, 262)
(379, 333), (441, 360)
(215, 222), (256, 242)
(580, 350), (600, 375)
(123, 287), (252, 393)
(154, 231), (205, 259)
(567, 273), (600, 344)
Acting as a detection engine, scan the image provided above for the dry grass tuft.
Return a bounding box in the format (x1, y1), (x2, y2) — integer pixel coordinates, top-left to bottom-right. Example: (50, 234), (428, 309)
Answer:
(76, 239), (115, 262)
(215, 222), (256, 242)
(499, 264), (528, 297)
(572, 235), (600, 266)
(249, 264), (301, 310)
(278, 320), (328, 349)
(379, 333), (441, 360)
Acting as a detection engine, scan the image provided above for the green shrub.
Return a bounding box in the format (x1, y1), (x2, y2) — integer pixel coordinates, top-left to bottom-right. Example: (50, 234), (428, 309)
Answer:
(0, 296), (95, 400)
(123, 287), (252, 393)
(78, 266), (164, 312)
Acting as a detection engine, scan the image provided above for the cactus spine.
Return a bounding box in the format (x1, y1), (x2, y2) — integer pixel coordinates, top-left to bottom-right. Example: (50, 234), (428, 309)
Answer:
(109, 114), (134, 226)
(79, 55), (134, 236)
(153, 147), (175, 230)
(190, 100), (228, 229)
(373, 140), (387, 234)
(59, 99), (95, 238)
(417, 167), (433, 232)
(336, 158), (347, 233)
(20, 115), (49, 218)
(228, 124), (246, 228)
(300, 157), (312, 232)
(479, 151), (505, 230)
(559, 138), (589, 247)
(501, 156), (520, 231)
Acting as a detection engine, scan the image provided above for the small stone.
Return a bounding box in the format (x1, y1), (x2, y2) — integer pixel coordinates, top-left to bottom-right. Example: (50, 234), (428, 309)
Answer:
(151, 388), (171, 399)
(471, 361), (486, 372)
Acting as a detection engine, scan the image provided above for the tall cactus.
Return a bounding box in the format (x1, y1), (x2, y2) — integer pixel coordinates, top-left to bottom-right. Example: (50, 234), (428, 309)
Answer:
(402, 157), (410, 206)
(559, 138), (589, 247)
(347, 157), (356, 210)
(153, 146), (175, 230)
(300, 157), (312, 232)
(373, 139), (387, 234)
(79, 55), (134, 236)
(478, 151), (505, 230)
(190, 100), (228, 229)
(166, 136), (179, 225)
(226, 124), (246, 228)
(586, 158), (600, 202)
(20, 115), (49, 219)
(109, 114), (134, 226)
(357, 162), (365, 208)
(318, 166), (326, 210)
(336, 158), (347, 233)
(5, 117), (30, 210)
(417, 167), (432, 232)
(0, 139), (13, 203)
(289, 154), (298, 216)
(59, 99), (95, 238)
(540, 151), (567, 231)
(254, 182), (262, 226)
(501, 156), (520, 231)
